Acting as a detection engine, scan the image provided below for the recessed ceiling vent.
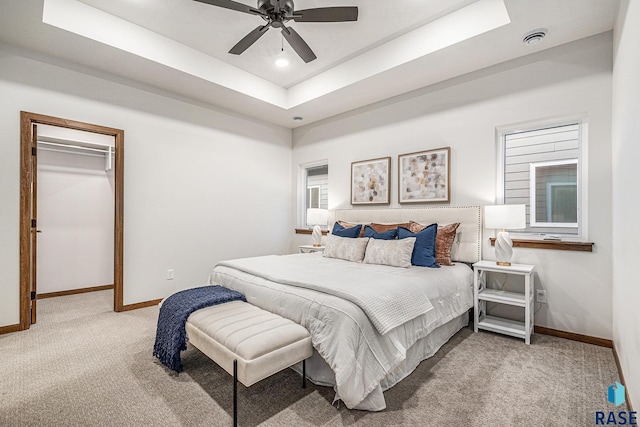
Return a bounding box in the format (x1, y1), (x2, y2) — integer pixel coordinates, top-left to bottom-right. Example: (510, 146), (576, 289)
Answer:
(522, 29), (547, 45)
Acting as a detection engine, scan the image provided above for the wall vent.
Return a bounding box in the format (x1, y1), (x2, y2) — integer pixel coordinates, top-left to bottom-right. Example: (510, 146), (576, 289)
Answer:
(523, 29), (547, 45)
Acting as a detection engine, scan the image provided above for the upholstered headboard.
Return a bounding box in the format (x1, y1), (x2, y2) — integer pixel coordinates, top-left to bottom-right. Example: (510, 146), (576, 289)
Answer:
(328, 206), (482, 263)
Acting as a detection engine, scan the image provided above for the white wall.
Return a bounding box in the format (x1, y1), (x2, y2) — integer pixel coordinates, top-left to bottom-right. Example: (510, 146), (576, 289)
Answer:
(36, 148), (114, 294)
(292, 33), (613, 339)
(612, 0), (640, 410)
(0, 47), (292, 327)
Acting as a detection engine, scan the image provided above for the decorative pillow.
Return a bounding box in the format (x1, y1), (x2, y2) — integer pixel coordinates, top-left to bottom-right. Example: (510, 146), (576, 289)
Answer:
(363, 225), (397, 240)
(398, 224), (440, 268)
(409, 221), (461, 266)
(368, 222), (411, 233)
(408, 220), (428, 233)
(337, 220), (357, 228)
(323, 235), (369, 262)
(435, 223), (460, 266)
(363, 237), (415, 268)
(332, 222), (363, 238)
(335, 220), (366, 237)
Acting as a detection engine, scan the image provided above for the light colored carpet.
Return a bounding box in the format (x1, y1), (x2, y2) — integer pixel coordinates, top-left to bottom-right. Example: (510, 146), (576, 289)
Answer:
(0, 290), (627, 426)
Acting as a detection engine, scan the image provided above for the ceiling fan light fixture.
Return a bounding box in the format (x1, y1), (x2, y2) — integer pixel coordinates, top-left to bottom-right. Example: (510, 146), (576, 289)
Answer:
(275, 56), (290, 68)
(194, 0), (358, 63)
(275, 36), (290, 68)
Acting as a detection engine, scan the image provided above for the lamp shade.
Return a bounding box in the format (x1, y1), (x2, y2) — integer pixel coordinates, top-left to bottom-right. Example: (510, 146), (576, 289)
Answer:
(307, 208), (328, 226)
(484, 205), (526, 230)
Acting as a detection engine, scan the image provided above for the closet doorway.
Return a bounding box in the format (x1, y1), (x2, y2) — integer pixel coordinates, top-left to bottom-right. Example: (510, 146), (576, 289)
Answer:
(19, 112), (124, 330)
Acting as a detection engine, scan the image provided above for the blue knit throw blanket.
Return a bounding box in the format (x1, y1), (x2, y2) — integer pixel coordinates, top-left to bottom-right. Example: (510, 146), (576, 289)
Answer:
(153, 285), (246, 372)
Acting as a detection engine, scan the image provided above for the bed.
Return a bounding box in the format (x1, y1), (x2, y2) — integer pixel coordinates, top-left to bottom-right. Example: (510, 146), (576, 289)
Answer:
(206, 206), (481, 411)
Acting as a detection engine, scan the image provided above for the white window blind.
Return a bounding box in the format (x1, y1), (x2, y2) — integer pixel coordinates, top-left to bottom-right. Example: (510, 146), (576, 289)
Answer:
(304, 164), (328, 226)
(503, 122), (581, 235)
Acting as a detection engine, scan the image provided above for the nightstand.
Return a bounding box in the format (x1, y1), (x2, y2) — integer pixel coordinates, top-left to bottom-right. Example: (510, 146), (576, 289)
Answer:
(473, 260), (535, 345)
(299, 245), (325, 254)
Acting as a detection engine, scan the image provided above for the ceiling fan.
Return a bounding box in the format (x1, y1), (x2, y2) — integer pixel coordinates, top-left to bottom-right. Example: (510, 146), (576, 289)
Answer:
(193, 0), (359, 63)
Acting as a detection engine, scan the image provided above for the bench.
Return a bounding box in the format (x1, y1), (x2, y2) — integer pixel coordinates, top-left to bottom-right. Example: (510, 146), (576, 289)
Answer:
(185, 300), (313, 426)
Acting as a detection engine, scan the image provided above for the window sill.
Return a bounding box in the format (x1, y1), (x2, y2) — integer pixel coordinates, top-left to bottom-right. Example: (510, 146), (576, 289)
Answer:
(295, 232), (594, 251)
(490, 238), (593, 252)
(295, 228), (329, 235)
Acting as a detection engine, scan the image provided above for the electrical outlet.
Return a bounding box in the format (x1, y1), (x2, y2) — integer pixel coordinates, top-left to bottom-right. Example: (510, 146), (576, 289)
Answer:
(166, 269), (174, 280)
(536, 289), (547, 304)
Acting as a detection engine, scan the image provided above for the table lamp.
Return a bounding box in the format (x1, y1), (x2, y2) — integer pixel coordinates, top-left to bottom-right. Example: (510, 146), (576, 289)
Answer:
(484, 204), (526, 266)
(307, 208), (328, 247)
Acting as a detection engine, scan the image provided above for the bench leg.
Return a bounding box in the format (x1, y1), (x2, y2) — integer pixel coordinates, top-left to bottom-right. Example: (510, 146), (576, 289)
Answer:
(233, 359), (238, 427)
(302, 359), (306, 389)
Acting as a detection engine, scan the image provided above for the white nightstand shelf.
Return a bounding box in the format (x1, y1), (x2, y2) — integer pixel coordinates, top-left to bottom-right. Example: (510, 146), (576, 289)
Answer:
(298, 245), (325, 254)
(473, 260), (535, 345)
(478, 289), (526, 306)
(477, 315), (526, 340)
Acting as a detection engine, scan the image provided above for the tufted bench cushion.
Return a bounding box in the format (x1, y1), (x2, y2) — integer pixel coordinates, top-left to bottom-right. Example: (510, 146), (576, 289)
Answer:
(185, 300), (313, 387)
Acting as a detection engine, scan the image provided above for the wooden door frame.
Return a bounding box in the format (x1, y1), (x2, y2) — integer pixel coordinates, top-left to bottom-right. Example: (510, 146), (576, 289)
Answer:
(19, 112), (125, 330)
(30, 124), (38, 324)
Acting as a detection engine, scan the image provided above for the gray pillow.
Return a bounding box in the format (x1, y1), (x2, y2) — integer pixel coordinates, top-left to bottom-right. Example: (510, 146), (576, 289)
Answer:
(363, 237), (416, 268)
(323, 235), (369, 262)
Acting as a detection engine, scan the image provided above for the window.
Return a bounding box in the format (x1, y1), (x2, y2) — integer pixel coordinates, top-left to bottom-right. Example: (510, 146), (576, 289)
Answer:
(530, 159), (578, 227)
(302, 163), (328, 227)
(307, 186), (320, 209)
(498, 119), (586, 237)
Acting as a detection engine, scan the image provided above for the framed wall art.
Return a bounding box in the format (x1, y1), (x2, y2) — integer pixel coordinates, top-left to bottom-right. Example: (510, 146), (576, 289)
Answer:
(351, 157), (391, 205)
(398, 147), (450, 203)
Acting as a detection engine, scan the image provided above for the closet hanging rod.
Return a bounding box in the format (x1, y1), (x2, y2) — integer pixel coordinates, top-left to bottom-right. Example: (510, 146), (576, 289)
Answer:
(38, 135), (115, 150)
(37, 146), (105, 158)
(37, 140), (115, 154)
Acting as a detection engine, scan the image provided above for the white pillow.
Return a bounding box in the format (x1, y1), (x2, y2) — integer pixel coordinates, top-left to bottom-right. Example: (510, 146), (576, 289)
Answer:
(363, 237), (416, 268)
(323, 235), (369, 262)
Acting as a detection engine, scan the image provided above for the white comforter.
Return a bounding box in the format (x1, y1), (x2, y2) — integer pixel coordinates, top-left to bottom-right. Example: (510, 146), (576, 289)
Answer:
(218, 255), (433, 335)
(209, 253), (473, 410)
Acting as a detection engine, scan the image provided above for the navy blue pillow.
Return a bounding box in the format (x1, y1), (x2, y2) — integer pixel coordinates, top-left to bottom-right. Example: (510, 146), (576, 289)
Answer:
(363, 225), (397, 240)
(332, 222), (362, 238)
(398, 224), (440, 268)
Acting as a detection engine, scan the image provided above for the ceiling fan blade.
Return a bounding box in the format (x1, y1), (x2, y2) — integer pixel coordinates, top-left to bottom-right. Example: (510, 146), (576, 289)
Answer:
(292, 7), (358, 22)
(281, 26), (317, 63)
(229, 25), (270, 55)
(193, 0), (263, 16)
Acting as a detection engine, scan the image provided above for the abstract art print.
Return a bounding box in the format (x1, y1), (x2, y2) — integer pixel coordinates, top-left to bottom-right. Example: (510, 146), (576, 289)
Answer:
(351, 157), (391, 205)
(398, 147), (450, 203)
